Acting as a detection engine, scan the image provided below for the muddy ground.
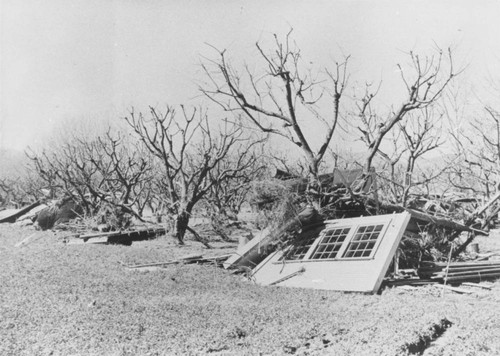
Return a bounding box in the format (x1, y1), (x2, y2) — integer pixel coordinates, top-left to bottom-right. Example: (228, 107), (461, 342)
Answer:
(1, 223), (500, 355)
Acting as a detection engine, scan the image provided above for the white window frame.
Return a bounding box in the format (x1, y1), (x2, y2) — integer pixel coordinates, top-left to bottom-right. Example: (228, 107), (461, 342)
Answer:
(276, 218), (392, 263)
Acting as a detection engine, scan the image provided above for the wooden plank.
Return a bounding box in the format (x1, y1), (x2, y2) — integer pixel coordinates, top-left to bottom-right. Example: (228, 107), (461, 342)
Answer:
(280, 168), (371, 194)
(67, 237), (108, 245)
(270, 167), (300, 180)
(422, 261), (500, 268)
(190, 254), (233, 264)
(80, 227), (166, 242)
(126, 254), (203, 269)
(382, 279), (439, 287)
(437, 285), (475, 294)
(406, 208), (488, 235)
(475, 252), (500, 261)
(473, 191), (500, 216)
(445, 272), (500, 282)
(0, 201), (41, 224)
(461, 282), (492, 290)
(446, 265), (500, 273)
(422, 265), (500, 275)
(80, 231), (122, 240)
(442, 268), (500, 277)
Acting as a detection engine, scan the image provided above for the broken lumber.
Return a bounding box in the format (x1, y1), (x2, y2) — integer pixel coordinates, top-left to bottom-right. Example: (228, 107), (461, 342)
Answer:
(0, 201), (41, 224)
(406, 209), (488, 236)
(127, 254), (203, 268)
(126, 253), (231, 269)
(421, 261), (500, 268)
(476, 252), (500, 261)
(270, 167), (299, 180)
(224, 206), (323, 269)
(461, 282), (492, 290)
(438, 285), (475, 294)
(279, 168), (371, 195)
(78, 227), (166, 245)
(472, 191), (500, 217)
(382, 279), (439, 288)
(445, 272), (500, 282)
(187, 254), (232, 264)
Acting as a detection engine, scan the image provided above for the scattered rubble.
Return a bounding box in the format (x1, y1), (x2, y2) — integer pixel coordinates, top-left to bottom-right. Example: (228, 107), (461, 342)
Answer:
(2, 167), (500, 295)
(125, 253), (232, 270)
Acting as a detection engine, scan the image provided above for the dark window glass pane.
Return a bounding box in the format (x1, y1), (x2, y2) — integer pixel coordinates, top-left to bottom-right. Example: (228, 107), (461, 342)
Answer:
(342, 224), (384, 259)
(310, 227), (351, 260)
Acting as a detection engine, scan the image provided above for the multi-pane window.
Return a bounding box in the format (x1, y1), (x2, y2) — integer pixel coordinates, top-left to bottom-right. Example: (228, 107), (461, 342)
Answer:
(342, 224), (383, 258)
(310, 228), (351, 260)
(281, 237), (315, 261)
(279, 223), (386, 262)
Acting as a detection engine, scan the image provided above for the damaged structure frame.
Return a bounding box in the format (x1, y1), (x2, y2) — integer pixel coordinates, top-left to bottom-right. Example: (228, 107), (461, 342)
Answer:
(225, 210), (487, 294)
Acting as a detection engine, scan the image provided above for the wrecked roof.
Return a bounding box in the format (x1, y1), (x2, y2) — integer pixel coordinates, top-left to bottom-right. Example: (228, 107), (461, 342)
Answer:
(248, 212), (411, 293)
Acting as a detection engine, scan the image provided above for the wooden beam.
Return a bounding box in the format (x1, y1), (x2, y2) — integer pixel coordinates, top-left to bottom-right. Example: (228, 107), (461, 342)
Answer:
(473, 191), (500, 216)
(461, 282), (492, 290)
(437, 285), (475, 294)
(0, 201), (41, 224)
(445, 272), (500, 282)
(79, 227), (166, 242)
(406, 209), (488, 236)
(421, 261), (500, 268)
(270, 167), (299, 180)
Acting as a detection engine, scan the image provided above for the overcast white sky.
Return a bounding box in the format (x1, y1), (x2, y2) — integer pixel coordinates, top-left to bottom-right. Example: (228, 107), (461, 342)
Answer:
(1, 0), (500, 152)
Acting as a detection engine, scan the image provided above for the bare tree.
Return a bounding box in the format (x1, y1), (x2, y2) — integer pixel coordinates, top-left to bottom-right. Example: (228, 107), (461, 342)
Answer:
(357, 48), (457, 180)
(201, 142), (267, 241)
(27, 128), (153, 221)
(0, 176), (41, 207)
(364, 108), (447, 206)
(449, 106), (500, 198)
(125, 105), (252, 246)
(204, 142), (266, 220)
(200, 30), (349, 185)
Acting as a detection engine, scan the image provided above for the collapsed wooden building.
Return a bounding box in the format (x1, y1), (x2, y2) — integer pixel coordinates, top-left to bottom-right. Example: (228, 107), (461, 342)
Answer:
(226, 168), (498, 293)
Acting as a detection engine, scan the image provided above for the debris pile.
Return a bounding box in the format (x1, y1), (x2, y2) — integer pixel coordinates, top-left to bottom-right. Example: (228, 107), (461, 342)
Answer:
(250, 168), (372, 219)
(0, 198), (169, 246)
(2, 166), (500, 295)
(37, 198), (83, 230)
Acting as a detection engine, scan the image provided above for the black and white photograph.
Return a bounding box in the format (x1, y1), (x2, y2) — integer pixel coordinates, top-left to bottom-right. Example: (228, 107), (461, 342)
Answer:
(2, 1), (500, 355)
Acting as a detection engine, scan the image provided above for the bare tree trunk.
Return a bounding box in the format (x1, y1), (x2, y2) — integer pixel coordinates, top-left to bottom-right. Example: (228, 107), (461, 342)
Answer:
(175, 210), (190, 245)
(175, 208), (212, 248)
